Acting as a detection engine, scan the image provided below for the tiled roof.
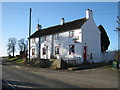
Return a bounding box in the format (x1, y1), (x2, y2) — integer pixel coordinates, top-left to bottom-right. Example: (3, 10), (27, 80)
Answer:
(29, 18), (87, 38)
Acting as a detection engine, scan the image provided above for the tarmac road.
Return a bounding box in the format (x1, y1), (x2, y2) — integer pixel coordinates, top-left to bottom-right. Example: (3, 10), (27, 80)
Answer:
(2, 59), (119, 89)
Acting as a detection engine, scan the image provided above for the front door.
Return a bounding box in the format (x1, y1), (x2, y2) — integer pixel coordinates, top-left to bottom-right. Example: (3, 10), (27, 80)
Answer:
(84, 46), (87, 61)
(46, 46), (48, 59)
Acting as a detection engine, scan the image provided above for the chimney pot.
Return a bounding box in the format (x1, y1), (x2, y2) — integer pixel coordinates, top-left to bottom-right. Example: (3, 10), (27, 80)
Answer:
(61, 18), (65, 25)
(86, 9), (93, 19)
(36, 24), (42, 31)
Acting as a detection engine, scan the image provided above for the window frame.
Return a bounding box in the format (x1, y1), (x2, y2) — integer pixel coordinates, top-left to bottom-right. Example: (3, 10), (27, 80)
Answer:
(42, 36), (47, 41)
(43, 47), (46, 55)
(44, 36), (47, 41)
(54, 34), (59, 40)
(32, 48), (35, 55)
(69, 44), (75, 55)
(32, 38), (35, 44)
(55, 46), (59, 55)
(69, 31), (74, 38)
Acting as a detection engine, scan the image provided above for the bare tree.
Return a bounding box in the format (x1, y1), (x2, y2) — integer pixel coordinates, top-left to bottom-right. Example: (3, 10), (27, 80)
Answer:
(114, 16), (120, 62)
(7, 38), (17, 57)
(18, 38), (28, 52)
(115, 16), (120, 36)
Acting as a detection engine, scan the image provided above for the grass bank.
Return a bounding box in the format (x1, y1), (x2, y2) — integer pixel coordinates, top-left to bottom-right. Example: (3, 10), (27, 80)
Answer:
(9, 57), (24, 64)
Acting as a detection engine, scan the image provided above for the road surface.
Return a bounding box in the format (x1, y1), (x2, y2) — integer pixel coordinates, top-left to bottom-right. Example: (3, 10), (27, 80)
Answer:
(2, 59), (119, 89)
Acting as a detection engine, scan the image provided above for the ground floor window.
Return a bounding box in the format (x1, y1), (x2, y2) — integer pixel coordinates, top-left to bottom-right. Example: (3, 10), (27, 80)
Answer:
(32, 48), (35, 55)
(43, 47), (46, 55)
(69, 44), (75, 55)
(55, 46), (59, 55)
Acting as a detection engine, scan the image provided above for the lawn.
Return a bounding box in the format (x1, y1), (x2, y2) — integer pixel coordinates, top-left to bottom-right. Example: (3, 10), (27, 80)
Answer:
(101, 64), (112, 68)
(9, 57), (17, 61)
(14, 59), (24, 64)
(9, 57), (24, 64)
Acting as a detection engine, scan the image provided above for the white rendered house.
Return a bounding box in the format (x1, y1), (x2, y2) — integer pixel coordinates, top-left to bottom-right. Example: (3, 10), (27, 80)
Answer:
(29, 9), (101, 64)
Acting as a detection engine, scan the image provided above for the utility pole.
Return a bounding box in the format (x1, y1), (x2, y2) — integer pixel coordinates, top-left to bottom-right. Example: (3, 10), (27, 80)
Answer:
(38, 18), (41, 59)
(28, 8), (32, 62)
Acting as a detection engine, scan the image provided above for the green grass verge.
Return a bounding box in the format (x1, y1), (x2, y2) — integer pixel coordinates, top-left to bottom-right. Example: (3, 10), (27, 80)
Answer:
(9, 57), (24, 64)
(102, 65), (112, 68)
(9, 57), (18, 61)
(14, 59), (24, 64)
(0, 57), (8, 59)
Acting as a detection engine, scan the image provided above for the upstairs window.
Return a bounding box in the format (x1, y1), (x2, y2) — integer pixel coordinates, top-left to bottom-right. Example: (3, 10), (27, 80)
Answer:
(32, 38), (35, 44)
(69, 45), (75, 55)
(32, 48), (35, 55)
(42, 36), (46, 41)
(54, 34), (59, 40)
(43, 47), (46, 55)
(44, 36), (47, 41)
(69, 31), (74, 38)
(55, 46), (59, 55)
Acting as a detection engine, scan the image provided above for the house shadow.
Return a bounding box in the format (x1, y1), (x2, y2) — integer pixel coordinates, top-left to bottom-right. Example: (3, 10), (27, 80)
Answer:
(2, 79), (48, 90)
(2, 78), (82, 90)
(2, 59), (21, 66)
(71, 62), (112, 70)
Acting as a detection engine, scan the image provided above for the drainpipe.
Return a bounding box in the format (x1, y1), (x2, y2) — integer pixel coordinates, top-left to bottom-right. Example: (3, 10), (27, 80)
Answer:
(51, 34), (54, 58)
(38, 37), (41, 59)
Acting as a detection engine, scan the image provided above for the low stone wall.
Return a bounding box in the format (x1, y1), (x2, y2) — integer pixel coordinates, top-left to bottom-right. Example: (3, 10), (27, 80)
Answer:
(49, 59), (61, 69)
(65, 60), (79, 67)
(30, 58), (68, 69)
(32, 59), (51, 68)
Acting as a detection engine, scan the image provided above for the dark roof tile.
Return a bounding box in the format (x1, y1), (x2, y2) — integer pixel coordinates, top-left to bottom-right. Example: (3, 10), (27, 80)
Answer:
(29, 18), (87, 38)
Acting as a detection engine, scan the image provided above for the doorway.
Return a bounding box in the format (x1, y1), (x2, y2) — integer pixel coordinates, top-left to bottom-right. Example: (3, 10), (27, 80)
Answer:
(84, 46), (87, 61)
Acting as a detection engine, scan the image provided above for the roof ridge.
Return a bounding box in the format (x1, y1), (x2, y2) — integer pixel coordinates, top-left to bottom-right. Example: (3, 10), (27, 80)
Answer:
(29, 17), (87, 38)
(43, 17), (86, 30)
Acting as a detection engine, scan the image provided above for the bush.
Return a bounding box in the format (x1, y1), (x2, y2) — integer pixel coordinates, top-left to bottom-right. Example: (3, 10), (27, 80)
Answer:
(114, 51), (120, 61)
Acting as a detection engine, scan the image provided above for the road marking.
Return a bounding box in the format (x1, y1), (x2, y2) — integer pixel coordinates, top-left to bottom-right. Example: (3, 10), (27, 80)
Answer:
(4, 80), (17, 90)
(4, 80), (33, 89)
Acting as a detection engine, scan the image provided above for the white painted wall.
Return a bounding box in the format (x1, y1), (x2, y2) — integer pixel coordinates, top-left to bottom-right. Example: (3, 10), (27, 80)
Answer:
(81, 17), (101, 63)
(52, 29), (83, 64)
(28, 9), (111, 65)
(29, 21), (101, 64)
(30, 38), (39, 58)
(29, 18), (101, 64)
(29, 28), (84, 64)
(40, 35), (52, 59)
(100, 51), (116, 62)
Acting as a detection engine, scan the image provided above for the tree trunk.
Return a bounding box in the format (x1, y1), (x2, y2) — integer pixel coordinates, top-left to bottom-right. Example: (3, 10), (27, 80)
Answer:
(13, 46), (14, 57)
(24, 44), (25, 52)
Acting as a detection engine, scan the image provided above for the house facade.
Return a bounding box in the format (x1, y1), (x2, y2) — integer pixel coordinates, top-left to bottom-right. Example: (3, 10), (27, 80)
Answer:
(29, 9), (101, 64)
